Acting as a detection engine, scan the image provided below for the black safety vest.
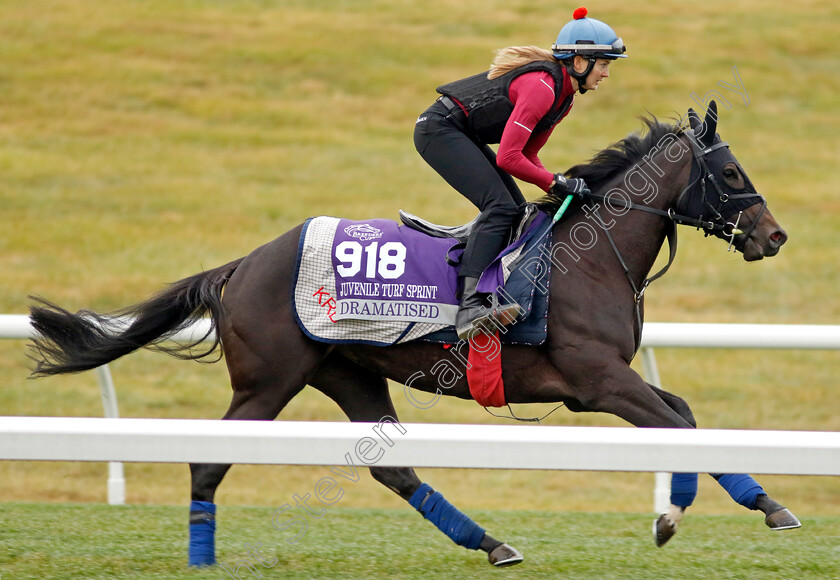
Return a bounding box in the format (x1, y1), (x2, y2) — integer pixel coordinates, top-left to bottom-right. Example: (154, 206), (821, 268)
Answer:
(436, 60), (573, 144)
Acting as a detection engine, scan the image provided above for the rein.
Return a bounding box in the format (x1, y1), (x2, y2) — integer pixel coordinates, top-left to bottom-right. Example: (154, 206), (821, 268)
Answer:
(585, 204), (676, 343)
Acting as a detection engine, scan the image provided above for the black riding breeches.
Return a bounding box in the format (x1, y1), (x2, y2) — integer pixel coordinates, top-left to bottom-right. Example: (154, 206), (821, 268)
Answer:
(414, 101), (525, 279)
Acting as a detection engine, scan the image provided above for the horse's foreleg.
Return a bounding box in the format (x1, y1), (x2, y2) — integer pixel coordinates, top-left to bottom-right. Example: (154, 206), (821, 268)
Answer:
(647, 385), (801, 537)
(707, 473), (801, 530)
(646, 383), (697, 546)
(754, 493), (802, 530)
(647, 383), (696, 427)
(311, 353), (523, 567)
(561, 360), (701, 547)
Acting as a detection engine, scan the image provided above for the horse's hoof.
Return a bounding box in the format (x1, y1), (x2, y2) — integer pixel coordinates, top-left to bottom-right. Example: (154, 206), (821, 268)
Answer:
(765, 508), (802, 531)
(653, 514), (678, 547)
(488, 543), (523, 567)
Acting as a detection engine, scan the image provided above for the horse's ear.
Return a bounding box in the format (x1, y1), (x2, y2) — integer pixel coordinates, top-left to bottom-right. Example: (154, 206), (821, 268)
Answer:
(702, 100), (719, 146)
(687, 107), (703, 131)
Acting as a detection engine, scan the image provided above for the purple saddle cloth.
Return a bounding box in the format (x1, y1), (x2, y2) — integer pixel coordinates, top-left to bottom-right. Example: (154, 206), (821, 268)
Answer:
(292, 213), (551, 346)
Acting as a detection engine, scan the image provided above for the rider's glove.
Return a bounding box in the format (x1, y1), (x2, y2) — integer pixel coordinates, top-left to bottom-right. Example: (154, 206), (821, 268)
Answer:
(551, 173), (590, 199)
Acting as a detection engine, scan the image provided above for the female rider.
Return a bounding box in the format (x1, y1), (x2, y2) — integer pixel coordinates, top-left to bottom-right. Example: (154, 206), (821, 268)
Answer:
(413, 7), (626, 340)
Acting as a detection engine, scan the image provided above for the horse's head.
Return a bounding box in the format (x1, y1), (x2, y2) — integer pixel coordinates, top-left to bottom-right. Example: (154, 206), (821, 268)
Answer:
(678, 101), (787, 261)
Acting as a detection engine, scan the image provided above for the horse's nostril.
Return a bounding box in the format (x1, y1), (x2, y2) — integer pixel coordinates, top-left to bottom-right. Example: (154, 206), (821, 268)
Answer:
(769, 230), (787, 248)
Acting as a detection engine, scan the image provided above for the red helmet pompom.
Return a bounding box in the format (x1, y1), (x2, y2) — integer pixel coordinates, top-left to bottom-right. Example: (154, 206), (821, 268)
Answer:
(573, 7), (588, 19)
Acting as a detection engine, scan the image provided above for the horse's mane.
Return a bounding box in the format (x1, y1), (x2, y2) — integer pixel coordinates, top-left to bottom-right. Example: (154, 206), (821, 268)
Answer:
(534, 116), (684, 214)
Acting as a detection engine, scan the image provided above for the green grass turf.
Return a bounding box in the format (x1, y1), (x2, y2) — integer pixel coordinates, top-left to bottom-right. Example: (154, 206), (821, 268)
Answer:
(1, 503), (839, 579)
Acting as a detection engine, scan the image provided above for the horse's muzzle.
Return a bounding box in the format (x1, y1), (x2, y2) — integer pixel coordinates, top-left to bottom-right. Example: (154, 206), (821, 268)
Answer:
(734, 204), (788, 261)
(741, 226), (787, 261)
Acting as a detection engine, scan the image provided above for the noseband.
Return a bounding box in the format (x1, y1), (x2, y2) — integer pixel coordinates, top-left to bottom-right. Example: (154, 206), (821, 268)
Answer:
(679, 136), (768, 250)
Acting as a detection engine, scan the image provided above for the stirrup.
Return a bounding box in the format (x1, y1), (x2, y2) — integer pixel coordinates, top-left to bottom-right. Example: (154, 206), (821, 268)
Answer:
(456, 303), (522, 341)
(487, 289), (523, 327)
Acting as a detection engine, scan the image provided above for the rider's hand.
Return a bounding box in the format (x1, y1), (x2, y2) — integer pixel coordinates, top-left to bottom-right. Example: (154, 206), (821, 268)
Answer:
(551, 174), (590, 199)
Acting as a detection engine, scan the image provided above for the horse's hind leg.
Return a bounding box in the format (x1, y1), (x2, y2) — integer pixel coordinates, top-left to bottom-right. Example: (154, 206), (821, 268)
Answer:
(309, 352), (523, 567)
(188, 374), (321, 566)
(190, 387), (311, 502)
(188, 388), (306, 565)
(188, 300), (331, 566)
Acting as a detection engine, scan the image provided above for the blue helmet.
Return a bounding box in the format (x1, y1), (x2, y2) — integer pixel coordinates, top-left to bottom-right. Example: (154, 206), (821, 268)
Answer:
(552, 7), (627, 60)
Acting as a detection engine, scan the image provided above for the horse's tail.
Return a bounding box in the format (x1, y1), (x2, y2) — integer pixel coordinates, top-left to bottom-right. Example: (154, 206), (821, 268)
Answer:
(28, 257), (245, 377)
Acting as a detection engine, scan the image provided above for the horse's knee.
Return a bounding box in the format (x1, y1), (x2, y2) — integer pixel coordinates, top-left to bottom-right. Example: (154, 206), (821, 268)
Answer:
(665, 394), (696, 427)
(649, 384), (697, 427)
(676, 401), (697, 428)
(370, 466), (422, 500)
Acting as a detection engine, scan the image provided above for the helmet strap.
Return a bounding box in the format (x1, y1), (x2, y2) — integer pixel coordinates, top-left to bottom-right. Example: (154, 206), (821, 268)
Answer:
(566, 58), (596, 94)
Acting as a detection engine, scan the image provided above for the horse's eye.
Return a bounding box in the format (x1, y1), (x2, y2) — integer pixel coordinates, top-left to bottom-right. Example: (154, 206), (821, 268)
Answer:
(723, 168), (737, 179)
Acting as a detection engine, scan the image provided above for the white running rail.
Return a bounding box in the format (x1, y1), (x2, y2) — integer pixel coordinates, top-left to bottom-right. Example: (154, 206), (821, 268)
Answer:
(1, 417), (839, 474)
(2, 314), (838, 509)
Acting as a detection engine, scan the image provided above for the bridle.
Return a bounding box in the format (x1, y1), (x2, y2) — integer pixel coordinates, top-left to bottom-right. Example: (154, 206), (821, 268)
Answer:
(572, 129), (768, 341)
(678, 134), (768, 248)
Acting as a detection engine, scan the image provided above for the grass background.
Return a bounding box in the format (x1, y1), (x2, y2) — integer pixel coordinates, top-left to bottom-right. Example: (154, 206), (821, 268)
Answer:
(2, 503), (839, 579)
(0, 0), (838, 576)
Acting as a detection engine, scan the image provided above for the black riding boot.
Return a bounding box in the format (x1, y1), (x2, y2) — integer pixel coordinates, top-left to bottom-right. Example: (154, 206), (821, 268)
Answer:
(455, 277), (521, 341)
(455, 277), (486, 341)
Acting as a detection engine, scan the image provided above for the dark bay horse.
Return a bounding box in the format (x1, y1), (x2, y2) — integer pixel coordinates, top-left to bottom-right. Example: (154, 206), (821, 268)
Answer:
(28, 102), (798, 568)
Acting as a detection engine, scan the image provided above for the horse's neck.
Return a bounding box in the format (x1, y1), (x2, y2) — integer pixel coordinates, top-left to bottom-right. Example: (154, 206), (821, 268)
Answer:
(600, 136), (693, 285)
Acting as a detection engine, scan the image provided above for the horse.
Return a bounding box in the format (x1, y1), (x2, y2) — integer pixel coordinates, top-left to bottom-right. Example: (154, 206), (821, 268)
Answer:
(28, 101), (798, 568)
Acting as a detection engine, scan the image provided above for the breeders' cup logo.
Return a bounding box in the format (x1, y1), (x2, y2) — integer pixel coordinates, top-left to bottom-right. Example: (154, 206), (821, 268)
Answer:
(344, 224), (383, 242)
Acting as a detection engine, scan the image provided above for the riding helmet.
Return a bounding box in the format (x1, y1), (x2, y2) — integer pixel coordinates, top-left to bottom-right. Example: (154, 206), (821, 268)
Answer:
(552, 7), (627, 60)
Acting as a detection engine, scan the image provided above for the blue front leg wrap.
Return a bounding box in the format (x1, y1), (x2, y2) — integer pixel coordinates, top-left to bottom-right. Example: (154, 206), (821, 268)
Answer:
(712, 473), (765, 509)
(670, 473), (698, 507)
(188, 500), (216, 567)
(409, 483), (485, 550)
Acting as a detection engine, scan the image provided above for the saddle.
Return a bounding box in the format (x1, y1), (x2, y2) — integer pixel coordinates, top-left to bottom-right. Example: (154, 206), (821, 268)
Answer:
(398, 203), (541, 247)
(398, 211), (476, 243)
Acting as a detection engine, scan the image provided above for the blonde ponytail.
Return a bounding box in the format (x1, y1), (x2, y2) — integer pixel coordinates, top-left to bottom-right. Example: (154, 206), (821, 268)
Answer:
(488, 46), (558, 79)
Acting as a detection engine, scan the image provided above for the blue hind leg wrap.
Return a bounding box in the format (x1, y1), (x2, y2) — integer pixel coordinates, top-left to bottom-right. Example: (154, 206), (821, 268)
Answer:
(712, 473), (765, 509)
(670, 473), (698, 507)
(188, 500), (216, 567)
(409, 483), (485, 550)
